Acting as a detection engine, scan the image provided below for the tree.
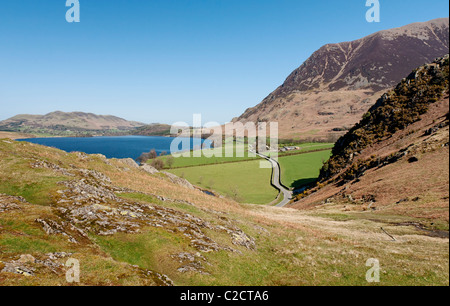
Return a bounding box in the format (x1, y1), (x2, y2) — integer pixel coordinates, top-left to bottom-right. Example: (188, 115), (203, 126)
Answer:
(151, 159), (165, 170)
(149, 149), (157, 159)
(137, 149), (158, 164)
(137, 152), (151, 164)
(166, 156), (175, 168)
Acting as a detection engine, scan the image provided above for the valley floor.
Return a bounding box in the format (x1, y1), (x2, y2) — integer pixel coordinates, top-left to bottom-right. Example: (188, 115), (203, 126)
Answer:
(163, 144), (333, 205)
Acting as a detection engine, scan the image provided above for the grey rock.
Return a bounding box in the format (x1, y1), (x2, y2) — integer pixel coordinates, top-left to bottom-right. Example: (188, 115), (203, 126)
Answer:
(140, 164), (159, 175)
(31, 159), (75, 177)
(121, 158), (140, 169)
(162, 172), (195, 190)
(0, 194), (25, 213)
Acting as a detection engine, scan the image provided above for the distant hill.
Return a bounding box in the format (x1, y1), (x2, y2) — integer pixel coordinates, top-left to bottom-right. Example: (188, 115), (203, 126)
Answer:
(234, 18), (449, 140)
(290, 55), (449, 227)
(131, 124), (172, 136)
(0, 111), (145, 136)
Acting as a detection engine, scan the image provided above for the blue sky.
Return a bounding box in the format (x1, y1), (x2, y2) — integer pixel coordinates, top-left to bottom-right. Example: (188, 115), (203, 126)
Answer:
(0, 0), (448, 124)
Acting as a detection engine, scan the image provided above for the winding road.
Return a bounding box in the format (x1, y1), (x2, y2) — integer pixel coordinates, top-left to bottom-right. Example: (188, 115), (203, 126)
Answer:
(252, 151), (293, 207)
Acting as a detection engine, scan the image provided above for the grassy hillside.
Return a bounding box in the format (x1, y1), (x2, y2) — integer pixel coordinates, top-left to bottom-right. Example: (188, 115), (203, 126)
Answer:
(0, 139), (448, 286)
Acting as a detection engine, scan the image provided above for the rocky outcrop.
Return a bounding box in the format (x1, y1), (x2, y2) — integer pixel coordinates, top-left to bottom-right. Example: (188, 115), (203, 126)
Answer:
(140, 164), (159, 175)
(28, 158), (257, 254)
(120, 158), (140, 169)
(139, 166), (196, 191)
(52, 175), (255, 252)
(31, 159), (75, 177)
(162, 172), (195, 190)
(0, 252), (174, 285)
(0, 194), (27, 213)
(0, 253), (73, 277)
(171, 252), (211, 275)
(320, 55), (449, 181)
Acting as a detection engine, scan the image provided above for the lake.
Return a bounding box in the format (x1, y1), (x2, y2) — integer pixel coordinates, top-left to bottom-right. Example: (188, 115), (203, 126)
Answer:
(18, 136), (211, 160)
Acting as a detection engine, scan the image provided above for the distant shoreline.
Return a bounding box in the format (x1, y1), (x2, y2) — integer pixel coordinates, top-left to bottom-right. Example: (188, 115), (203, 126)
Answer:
(0, 131), (176, 140)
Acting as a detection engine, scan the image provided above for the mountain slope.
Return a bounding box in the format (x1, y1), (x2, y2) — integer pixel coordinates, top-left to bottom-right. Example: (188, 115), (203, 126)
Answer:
(0, 111), (145, 136)
(131, 123), (172, 136)
(234, 18), (449, 140)
(290, 55), (449, 230)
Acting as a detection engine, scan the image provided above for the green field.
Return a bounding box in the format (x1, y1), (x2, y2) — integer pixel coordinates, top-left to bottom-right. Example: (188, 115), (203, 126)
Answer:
(157, 142), (334, 169)
(159, 143), (258, 168)
(278, 150), (332, 189)
(168, 159), (279, 204)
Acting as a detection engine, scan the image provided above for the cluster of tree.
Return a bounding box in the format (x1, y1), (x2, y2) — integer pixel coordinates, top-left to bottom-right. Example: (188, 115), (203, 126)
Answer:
(150, 159), (165, 170)
(137, 149), (158, 164)
(137, 149), (175, 170)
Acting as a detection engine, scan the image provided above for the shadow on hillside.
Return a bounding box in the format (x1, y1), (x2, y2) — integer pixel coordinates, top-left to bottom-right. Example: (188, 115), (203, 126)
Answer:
(290, 178), (317, 191)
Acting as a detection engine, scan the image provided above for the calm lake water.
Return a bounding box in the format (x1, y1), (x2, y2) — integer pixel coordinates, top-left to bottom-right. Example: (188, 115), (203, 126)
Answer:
(18, 136), (210, 161)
